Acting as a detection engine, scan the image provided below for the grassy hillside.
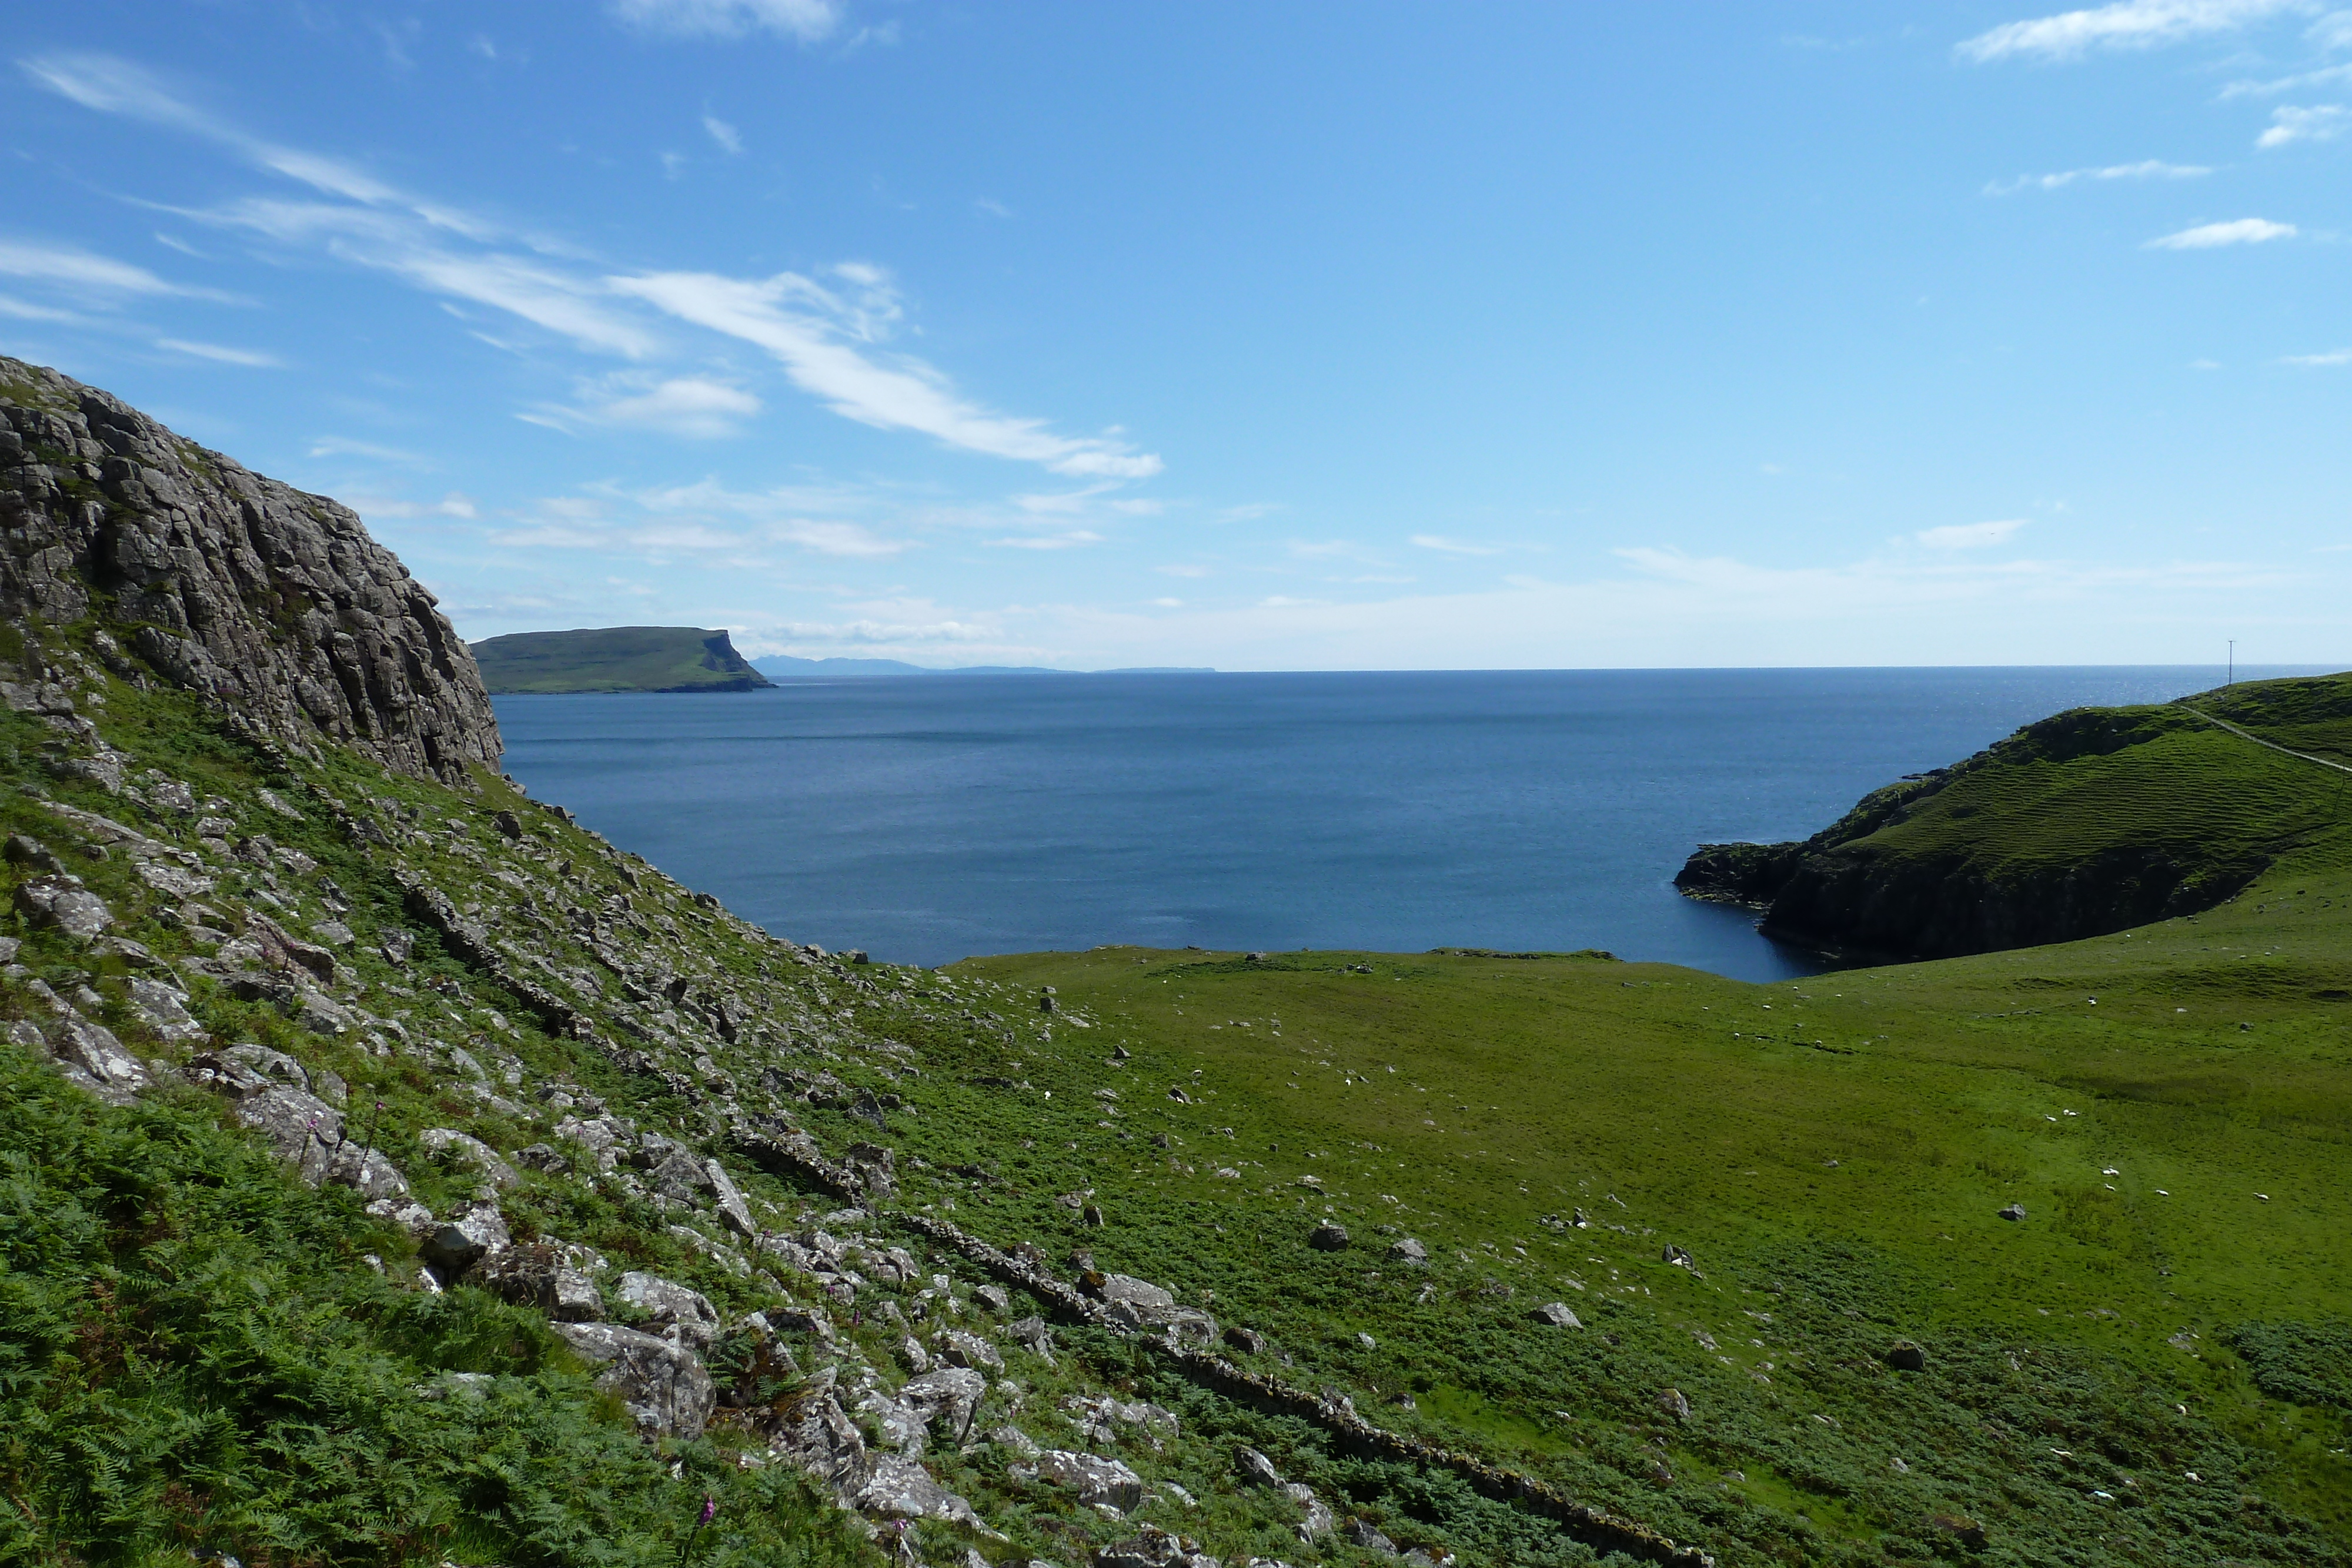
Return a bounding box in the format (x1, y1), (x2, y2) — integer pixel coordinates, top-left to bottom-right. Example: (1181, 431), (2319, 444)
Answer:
(1681, 680), (2352, 958)
(2194, 671), (2352, 767)
(472, 627), (771, 693)
(8, 627), (2352, 1567)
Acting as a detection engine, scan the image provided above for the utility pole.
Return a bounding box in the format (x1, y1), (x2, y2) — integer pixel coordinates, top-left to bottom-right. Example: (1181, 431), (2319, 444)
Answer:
(2227, 640), (2234, 687)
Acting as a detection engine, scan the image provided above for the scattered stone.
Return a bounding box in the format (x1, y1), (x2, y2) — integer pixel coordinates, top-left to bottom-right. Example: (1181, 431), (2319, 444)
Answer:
(1886, 1340), (1927, 1372)
(125, 976), (206, 1042)
(1999, 1203), (2027, 1222)
(476, 1242), (603, 1320)
(46, 1016), (149, 1104)
(419, 1127), (520, 1189)
(1388, 1237), (1428, 1264)
(704, 1157), (757, 1238)
(514, 1142), (571, 1174)
(13, 874), (112, 940)
(974, 1283), (1011, 1314)
(1031, 1450), (1145, 1512)
(1309, 1223), (1351, 1251)
(549, 1322), (714, 1440)
(936, 1327), (1005, 1373)
(419, 1203), (511, 1282)
(1285, 1482), (1335, 1542)
(1532, 1302), (1583, 1329)
(1235, 1446), (1285, 1488)
(1345, 1518), (1398, 1554)
(4, 833), (62, 872)
(615, 1271), (722, 1349)
(1658, 1388), (1692, 1422)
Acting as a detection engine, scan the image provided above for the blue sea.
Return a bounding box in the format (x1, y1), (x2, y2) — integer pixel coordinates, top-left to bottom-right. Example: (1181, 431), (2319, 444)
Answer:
(492, 666), (2310, 983)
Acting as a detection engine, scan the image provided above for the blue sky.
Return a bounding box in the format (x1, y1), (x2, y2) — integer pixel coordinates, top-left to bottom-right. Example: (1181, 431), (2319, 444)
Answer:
(4, 1), (2348, 669)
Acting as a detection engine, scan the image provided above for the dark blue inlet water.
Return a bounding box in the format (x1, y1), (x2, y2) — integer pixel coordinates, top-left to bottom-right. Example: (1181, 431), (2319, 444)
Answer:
(492, 666), (2306, 982)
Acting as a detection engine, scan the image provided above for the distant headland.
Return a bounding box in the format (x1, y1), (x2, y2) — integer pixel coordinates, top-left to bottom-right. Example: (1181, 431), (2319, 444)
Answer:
(468, 626), (1211, 691)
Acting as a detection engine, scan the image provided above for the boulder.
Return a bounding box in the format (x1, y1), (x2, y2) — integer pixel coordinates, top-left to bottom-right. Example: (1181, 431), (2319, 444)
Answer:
(4, 834), (62, 872)
(514, 1142), (571, 1174)
(47, 1016), (149, 1104)
(1998, 1203), (2027, 1222)
(1235, 1446), (1285, 1488)
(1658, 1387), (1692, 1422)
(124, 977), (206, 1042)
(550, 1322), (715, 1440)
(1886, 1339), (1927, 1372)
(1308, 1224), (1350, 1251)
(1532, 1302), (1583, 1329)
(1223, 1325), (1267, 1356)
(1388, 1237), (1428, 1264)
(477, 1242), (603, 1320)
(648, 1147), (713, 1203)
(1285, 1482), (1335, 1542)
(1033, 1450), (1145, 1513)
(233, 1085), (345, 1184)
(1345, 1518), (1398, 1554)
(1005, 1315), (1055, 1361)
(901, 1365), (988, 1441)
(14, 874), (112, 940)
(845, 1453), (994, 1534)
(704, 1157), (757, 1237)
(419, 1127), (520, 1189)
(419, 1203), (511, 1282)
(614, 1270), (721, 1349)
(936, 1327), (1004, 1372)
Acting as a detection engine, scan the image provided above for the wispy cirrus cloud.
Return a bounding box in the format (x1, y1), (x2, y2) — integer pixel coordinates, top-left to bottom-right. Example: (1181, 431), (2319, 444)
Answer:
(1409, 533), (1502, 556)
(2283, 346), (2352, 363)
(987, 531), (1103, 550)
(26, 52), (1163, 480)
(611, 269), (1162, 476)
(1959, 0), (2316, 63)
(0, 237), (233, 300)
(2257, 103), (2352, 144)
(1983, 159), (2210, 193)
(607, 0), (840, 42)
(701, 115), (743, 153)
(524, 374), (762, 438)
(155, 336), (281, 366)
(2146, 216), (2297, 246)
(1917, 518), (2026, 550)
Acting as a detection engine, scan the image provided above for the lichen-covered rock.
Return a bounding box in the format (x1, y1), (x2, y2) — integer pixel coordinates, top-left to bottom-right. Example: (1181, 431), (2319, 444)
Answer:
(126, 976), (206, 1041)
(419, 1126), (520, 1189)
(549, 1322), (715, 1440)
(48, 1015), (148, 1103)
(614, 1270), (720, 1349)
(419, 1203), (511, 1281)
(13, 874), (112, 940)
(0, 356), (500, 784)
(1030, 1450), (1145, 1513)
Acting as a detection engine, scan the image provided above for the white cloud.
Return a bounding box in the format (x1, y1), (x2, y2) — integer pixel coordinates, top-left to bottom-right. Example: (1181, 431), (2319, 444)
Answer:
(987, 531), (1103, 550)
(1410, 533), (1502, 556)
(1157, 564), (1212, 578)
(609, 0), (840, 41)
(2257, 103), (2351, 144)
(0, 238), (219, 298)
(702, 115), (743, 153)
(1917, 518), (2026, 550)
(2283, 347), (2352, 363)
(611, 269), (1164, 476)
(352, 492), (478, 519)
(2145, 216), (2297, 246)
(1959, 0), (2314, 62)
(532, 374), (761, 437)
(769, 520), (904, 557)
(975, 198), (1012, 219)
(34, 52), (1159, 478)
(2220, 59), (2352, 94)
(1983, 159), (2211, 193)
(154, 336), (281, 366)
(308, 436), (429, 464)
(0, 293), (95, 325)
(1151, 597), (1184, 607)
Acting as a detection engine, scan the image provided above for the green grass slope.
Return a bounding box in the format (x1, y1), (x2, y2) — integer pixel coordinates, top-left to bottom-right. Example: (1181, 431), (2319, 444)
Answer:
(11, 618), (2352, 1567)
(471, 627), (772, 694)
(2194, 671), (2352, 767)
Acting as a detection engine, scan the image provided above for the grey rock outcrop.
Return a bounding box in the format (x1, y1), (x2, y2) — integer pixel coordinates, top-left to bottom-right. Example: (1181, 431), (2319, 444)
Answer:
(549, 1321), (715, 1440)
(0, 356), (500, 784)
(614, 1270), (721, 1349)
(14, 874), (113, 940)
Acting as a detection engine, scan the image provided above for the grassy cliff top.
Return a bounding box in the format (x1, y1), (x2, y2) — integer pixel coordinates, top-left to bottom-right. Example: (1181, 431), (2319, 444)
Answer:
(471, 626), (772, 694)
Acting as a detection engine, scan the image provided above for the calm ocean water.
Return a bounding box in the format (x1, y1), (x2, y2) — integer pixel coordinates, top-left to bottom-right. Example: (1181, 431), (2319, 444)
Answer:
(492, 666), (2308, 982)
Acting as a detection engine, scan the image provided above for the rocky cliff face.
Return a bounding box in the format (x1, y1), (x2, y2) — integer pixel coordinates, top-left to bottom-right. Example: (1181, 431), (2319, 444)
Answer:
(1677, 706), (2276, 961)
(0, 356), (499, 784)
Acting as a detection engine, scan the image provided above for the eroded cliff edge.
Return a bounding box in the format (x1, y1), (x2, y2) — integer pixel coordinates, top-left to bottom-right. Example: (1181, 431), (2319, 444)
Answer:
(0, 356), (499, 784)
